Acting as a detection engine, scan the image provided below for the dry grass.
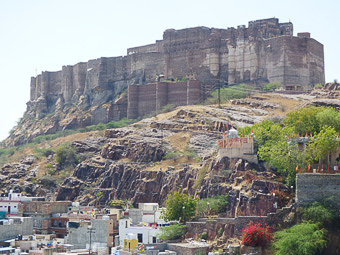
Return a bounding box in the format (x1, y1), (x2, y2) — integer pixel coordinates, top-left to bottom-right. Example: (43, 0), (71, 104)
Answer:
(166, 132), (192, 152)
(263, 94), (302, 116)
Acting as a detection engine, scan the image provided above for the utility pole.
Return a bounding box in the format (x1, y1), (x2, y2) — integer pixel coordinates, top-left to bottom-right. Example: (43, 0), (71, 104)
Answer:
(215, 81), (228, 108)
(218, 84), (221, 109)
(87, 226), (96, 255)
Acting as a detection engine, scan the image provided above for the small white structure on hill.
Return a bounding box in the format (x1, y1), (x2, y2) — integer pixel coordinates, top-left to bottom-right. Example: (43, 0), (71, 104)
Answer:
(218, 127), (258, 163)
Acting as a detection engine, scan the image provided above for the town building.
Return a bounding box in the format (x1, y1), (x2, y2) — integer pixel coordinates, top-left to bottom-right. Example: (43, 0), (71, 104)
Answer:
(0, 217), (33, 240)
(65, 214), (118, 251)
(118, 203), (168, 248)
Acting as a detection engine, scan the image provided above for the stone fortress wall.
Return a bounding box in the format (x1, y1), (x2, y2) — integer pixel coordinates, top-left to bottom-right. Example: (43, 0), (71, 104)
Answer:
(127, 80), (200, 119)
(27, 18), (324, 124)
(296, 174), (340, 208)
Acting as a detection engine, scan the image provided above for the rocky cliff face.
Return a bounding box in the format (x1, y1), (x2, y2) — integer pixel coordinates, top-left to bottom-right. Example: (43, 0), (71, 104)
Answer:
(1, 101), (300, 216)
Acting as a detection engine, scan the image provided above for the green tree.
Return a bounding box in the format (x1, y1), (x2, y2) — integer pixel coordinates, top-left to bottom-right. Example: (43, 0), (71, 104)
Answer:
(316, 107), (340, 133)
(243, 120), (314, 186)
(162, 189), (197, 222)
(310, 126), (338, 167)
(283, 106), (321, 135)
(272, 223), (328, 255)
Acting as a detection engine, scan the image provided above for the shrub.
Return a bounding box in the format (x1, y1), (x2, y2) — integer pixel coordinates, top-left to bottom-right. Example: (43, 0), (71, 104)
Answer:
(302, 201), (334, 226)
(197, 195), (229, 217)
(263, 82), (282, 91)
(217, 228), (224, 237)
(200, 232), (208, 240)
(272, 223), (327, 255)
(241, 222), (273, 247)
(314, 83), (323, 89)
(164, 151), (182, 161)
(158, 223), (187, 241)
(206, 83), (253, 104)
(55, 144), (79, 167)
(39, 175), (57, 187)
(160, 104), (176, 114)
(193, 166), (208, 190)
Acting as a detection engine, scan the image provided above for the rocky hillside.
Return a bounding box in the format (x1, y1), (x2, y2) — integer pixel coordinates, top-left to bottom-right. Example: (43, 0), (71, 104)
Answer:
(0, 93), (308, 215)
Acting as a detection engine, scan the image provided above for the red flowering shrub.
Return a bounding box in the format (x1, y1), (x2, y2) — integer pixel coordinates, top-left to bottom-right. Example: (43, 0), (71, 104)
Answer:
(241, 222), (273, 247)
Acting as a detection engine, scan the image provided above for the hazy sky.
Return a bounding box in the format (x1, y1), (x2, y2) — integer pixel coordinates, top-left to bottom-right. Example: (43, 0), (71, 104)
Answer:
(0, 0), (339, 141)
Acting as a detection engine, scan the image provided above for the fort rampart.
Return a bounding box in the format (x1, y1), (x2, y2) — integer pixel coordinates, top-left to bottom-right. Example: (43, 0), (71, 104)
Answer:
(15, 18), (325, 143)
(296, 174), (340, 208)
(127, 80), (201, 119)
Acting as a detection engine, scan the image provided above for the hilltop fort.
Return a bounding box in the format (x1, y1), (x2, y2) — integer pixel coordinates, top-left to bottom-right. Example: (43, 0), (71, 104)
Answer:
(8, 18), (324, 146)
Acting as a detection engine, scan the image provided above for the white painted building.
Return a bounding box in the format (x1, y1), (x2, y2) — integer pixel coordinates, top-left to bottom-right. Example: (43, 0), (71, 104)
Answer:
(118, 218), (160, 247)
(125, 203), (166, 226)
(118, 203), (170, 247)
(0, 200), (20, 214)
(0, 190), (45, 215)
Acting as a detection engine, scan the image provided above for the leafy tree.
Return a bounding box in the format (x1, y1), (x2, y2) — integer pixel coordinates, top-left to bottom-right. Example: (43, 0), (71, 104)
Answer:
(310, 126), (338, 166)
(283, 106), (321, 135)
(272, 223), (327, 255)
(162, 189), (197, 222)
(157, 223), (187, 241)
(241, 107), (340, 185)
(316, 107), (340, 133)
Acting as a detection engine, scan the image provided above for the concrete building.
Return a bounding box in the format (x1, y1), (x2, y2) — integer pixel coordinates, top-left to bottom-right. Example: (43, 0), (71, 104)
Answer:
(118, 203), (168, 248)
(0, 217), (33, 240)
(0, 200), (20, 215)
(118, 218), (160, 247)
(0, 191), (45, 216)
(18, 201), (72, 235)
(66, 214), (118, 250)
(125, 203), (166, 226)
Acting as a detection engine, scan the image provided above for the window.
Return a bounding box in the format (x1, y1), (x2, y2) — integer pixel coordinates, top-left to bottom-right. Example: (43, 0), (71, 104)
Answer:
(137, 233), (143, 243)
(153, 236), (157, 244)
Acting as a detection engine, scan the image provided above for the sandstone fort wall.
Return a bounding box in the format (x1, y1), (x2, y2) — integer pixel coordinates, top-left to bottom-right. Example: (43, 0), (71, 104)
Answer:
(26, 18), (324, 128)
(296, 174), (340, 208)
(127, 80), (201, 119)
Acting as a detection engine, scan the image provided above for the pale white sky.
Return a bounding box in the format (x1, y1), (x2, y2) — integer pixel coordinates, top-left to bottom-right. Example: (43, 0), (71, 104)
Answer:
(0, 0), (339, 141)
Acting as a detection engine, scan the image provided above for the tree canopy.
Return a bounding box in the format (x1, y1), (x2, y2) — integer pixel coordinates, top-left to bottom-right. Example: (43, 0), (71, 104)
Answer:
(240, 106), (340, 186)
(161, 189), (197, 222)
